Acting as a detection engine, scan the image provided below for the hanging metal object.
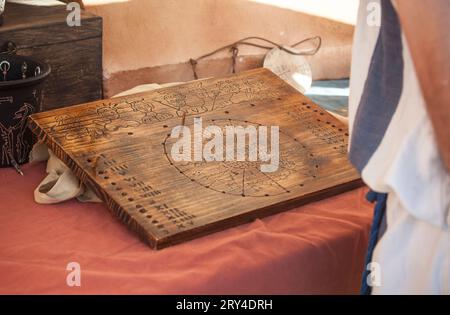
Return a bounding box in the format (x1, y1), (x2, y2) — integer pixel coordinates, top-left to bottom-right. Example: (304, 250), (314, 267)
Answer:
(0, 60), (10, 81)
(21, 62), (28, 79)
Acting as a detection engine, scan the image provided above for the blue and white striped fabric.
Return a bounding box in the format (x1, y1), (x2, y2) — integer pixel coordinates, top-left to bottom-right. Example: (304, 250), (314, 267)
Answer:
(349, 0), (450, 294)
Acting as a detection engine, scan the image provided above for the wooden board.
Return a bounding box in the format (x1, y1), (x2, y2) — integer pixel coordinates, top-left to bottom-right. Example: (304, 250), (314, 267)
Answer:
(1, 2), (102, 111)
(28, 68), (361, 249)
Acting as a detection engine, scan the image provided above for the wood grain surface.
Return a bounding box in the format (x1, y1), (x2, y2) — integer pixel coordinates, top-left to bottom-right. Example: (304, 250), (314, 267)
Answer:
(28, 68), (361, 249)
(1, 2), (102, 110)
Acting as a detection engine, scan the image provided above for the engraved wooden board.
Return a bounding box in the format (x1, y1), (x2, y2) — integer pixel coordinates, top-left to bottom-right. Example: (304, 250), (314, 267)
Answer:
(28, 68), (361, 249)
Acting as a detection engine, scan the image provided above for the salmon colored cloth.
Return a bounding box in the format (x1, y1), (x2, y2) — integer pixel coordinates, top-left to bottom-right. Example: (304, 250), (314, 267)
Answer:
(0, 162), (372, 294)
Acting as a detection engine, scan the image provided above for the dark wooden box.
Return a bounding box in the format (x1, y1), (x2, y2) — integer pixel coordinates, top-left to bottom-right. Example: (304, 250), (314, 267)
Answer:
(0, 1), (102, 111)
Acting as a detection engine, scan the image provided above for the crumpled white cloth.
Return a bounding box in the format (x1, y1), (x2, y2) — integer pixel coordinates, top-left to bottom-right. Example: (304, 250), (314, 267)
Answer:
(31, 143), (102, 204)
(32, 82), (182, 204)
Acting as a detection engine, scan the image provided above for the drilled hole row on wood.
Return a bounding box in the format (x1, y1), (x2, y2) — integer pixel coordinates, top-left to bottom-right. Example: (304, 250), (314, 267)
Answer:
(301, 101), (349, 136)
(299, 101), (349, 155)
(84, 159), (167, 230)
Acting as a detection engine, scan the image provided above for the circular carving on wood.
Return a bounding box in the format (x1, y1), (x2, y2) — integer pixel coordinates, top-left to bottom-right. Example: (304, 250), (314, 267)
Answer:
(164, 118), (319, 197)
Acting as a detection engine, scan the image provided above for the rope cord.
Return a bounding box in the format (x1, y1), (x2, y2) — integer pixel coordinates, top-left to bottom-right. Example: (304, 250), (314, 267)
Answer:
(189, 36), (321, 79)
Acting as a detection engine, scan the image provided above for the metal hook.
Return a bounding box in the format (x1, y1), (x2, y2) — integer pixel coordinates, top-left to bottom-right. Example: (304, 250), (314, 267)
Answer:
(34, 66), (41, 77)
(0, 60), (10, 81)
(21, 62), (28, 79)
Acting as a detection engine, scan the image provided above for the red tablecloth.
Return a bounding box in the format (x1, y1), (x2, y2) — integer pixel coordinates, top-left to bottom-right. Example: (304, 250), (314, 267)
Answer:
(0, 162), (372, 294)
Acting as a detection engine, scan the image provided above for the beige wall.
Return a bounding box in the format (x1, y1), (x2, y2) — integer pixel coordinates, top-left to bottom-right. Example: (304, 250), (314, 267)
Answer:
(83, 0), (358, 96)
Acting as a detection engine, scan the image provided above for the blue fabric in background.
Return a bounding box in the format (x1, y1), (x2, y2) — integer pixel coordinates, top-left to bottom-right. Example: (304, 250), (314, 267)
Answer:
(305, 79), (349, 117)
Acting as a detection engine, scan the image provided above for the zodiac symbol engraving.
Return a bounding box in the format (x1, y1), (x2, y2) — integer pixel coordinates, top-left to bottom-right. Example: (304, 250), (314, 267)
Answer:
(49, 76), (283, 144)
(94, 102), (141, 132)
(164, 119), (320, 197)
(128, 98), (174, 123)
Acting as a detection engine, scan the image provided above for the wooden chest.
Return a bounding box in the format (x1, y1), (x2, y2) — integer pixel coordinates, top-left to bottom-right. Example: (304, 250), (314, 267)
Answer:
(0, 1), (102, 111)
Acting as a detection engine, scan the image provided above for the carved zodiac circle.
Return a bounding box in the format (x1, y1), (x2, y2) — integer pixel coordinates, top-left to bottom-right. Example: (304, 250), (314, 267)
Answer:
(163, 118), (320, 197)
